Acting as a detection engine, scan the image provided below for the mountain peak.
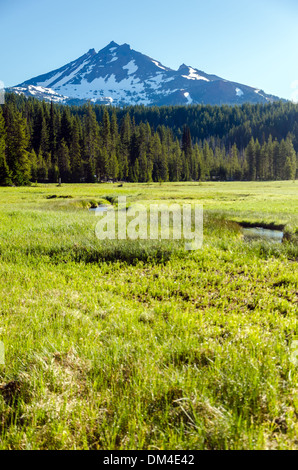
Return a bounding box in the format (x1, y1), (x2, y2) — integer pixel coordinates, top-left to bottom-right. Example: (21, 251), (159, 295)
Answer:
(117, 42), (131, 51)
(99, 41), (120, 53)
(107, 40), (119, 48)
(178, 64), (189, 71)
(14, 43), (283, 107)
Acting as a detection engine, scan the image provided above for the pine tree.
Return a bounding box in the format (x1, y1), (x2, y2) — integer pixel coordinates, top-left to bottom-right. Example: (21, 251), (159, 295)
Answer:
(32, 106), (44, 153)
(277, 140), (288, 180)
(107, 151), (119, 181)
(133, 158), (139, 182)
(40, 116), (49, 156)
(102, 107), (111, 155)
(138, 147), (148, 182)
(283, 138), (296, 180)
(272, 139), (280, 179)
(1, 93), (297, 185)
(202, 141), (212, 180)
(36, 151), (48, 182)
(83, 103), (100, 182)
(60, 108), (73, 148)
(267, 135), (274, 180)
(119, 113), (131, 181)
(182, 125), (192, 158)
(246, 137), (256, 180)
(0, 108), (11, 185)
(254, 139), (261, 179)
(160, 143), (169, 182)
(5, 104), (31, 185)
(58, 139), (71, 182)
(182, 152), (190, 181)
(150, 133), (163, 181)
(70, 118), (82, 182)
(49, 101), (57, 162)
(229, 144), (241, 180)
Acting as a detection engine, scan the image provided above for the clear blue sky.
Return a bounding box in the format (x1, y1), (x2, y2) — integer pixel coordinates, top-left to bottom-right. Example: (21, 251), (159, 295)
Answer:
(1, 0), (298, 100)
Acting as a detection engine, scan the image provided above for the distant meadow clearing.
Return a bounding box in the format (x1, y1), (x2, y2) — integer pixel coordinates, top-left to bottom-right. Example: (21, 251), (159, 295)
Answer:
(0, 181), (297, 450)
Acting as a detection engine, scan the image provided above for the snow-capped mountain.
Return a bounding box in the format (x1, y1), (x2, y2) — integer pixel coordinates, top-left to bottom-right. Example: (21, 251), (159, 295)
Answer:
(11, 85), (68, 103)
(9, 41), (282, 106)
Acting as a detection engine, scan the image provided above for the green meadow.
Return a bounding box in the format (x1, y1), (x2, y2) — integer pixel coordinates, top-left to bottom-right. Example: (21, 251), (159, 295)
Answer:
(0, 181), (297, 450)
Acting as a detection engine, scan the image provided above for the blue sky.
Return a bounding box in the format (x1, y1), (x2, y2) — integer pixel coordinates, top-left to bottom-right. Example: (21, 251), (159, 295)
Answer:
(1, 0), (298, 100)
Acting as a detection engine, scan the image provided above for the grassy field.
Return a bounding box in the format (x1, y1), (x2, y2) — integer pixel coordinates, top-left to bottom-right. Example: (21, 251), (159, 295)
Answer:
(0, 181), (297, 450)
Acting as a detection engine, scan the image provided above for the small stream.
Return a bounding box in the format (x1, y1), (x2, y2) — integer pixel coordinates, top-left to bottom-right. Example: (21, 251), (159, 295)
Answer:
(242, 226), (284, 243)
(89, 205), (110, 213)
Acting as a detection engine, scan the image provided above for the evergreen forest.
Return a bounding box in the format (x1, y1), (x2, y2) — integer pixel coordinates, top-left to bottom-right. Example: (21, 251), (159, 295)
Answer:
(0, 93), (297, 186)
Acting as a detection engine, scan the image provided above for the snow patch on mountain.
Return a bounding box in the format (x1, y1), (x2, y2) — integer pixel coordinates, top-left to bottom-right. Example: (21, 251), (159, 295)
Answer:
(13, 42), (283, 106)
(39, 59), (90, 89)
(182, 67), (210, 81)
(184, 91), (193, 104)
(147, 73), (165, 89)
(55, 73), (152, 105)
(162, 88), (178, 96)
(123, 60), (138, 75)
(11, 85), (67, 103)
(38, 71), (66, 88)
(54, 61), (90, 87)
(152, 60), (166, 70)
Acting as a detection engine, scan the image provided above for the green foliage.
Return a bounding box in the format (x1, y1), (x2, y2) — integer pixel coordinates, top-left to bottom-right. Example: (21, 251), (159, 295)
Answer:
(1, 94), (298, 187)
(3, 102), (30, 185)
(0, 108), (11, 185)
(0, 182), (297, 449)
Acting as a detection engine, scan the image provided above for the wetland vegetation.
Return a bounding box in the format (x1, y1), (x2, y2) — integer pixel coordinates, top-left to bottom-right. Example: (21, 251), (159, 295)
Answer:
(0, 181), (297, 449)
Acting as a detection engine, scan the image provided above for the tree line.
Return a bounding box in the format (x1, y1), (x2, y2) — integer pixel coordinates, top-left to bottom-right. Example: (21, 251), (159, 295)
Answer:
(0, 92), (297, 186)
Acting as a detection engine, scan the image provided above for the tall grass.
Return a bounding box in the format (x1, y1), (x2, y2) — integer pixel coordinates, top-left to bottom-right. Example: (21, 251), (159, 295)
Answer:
(0, 181), (297, 449)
